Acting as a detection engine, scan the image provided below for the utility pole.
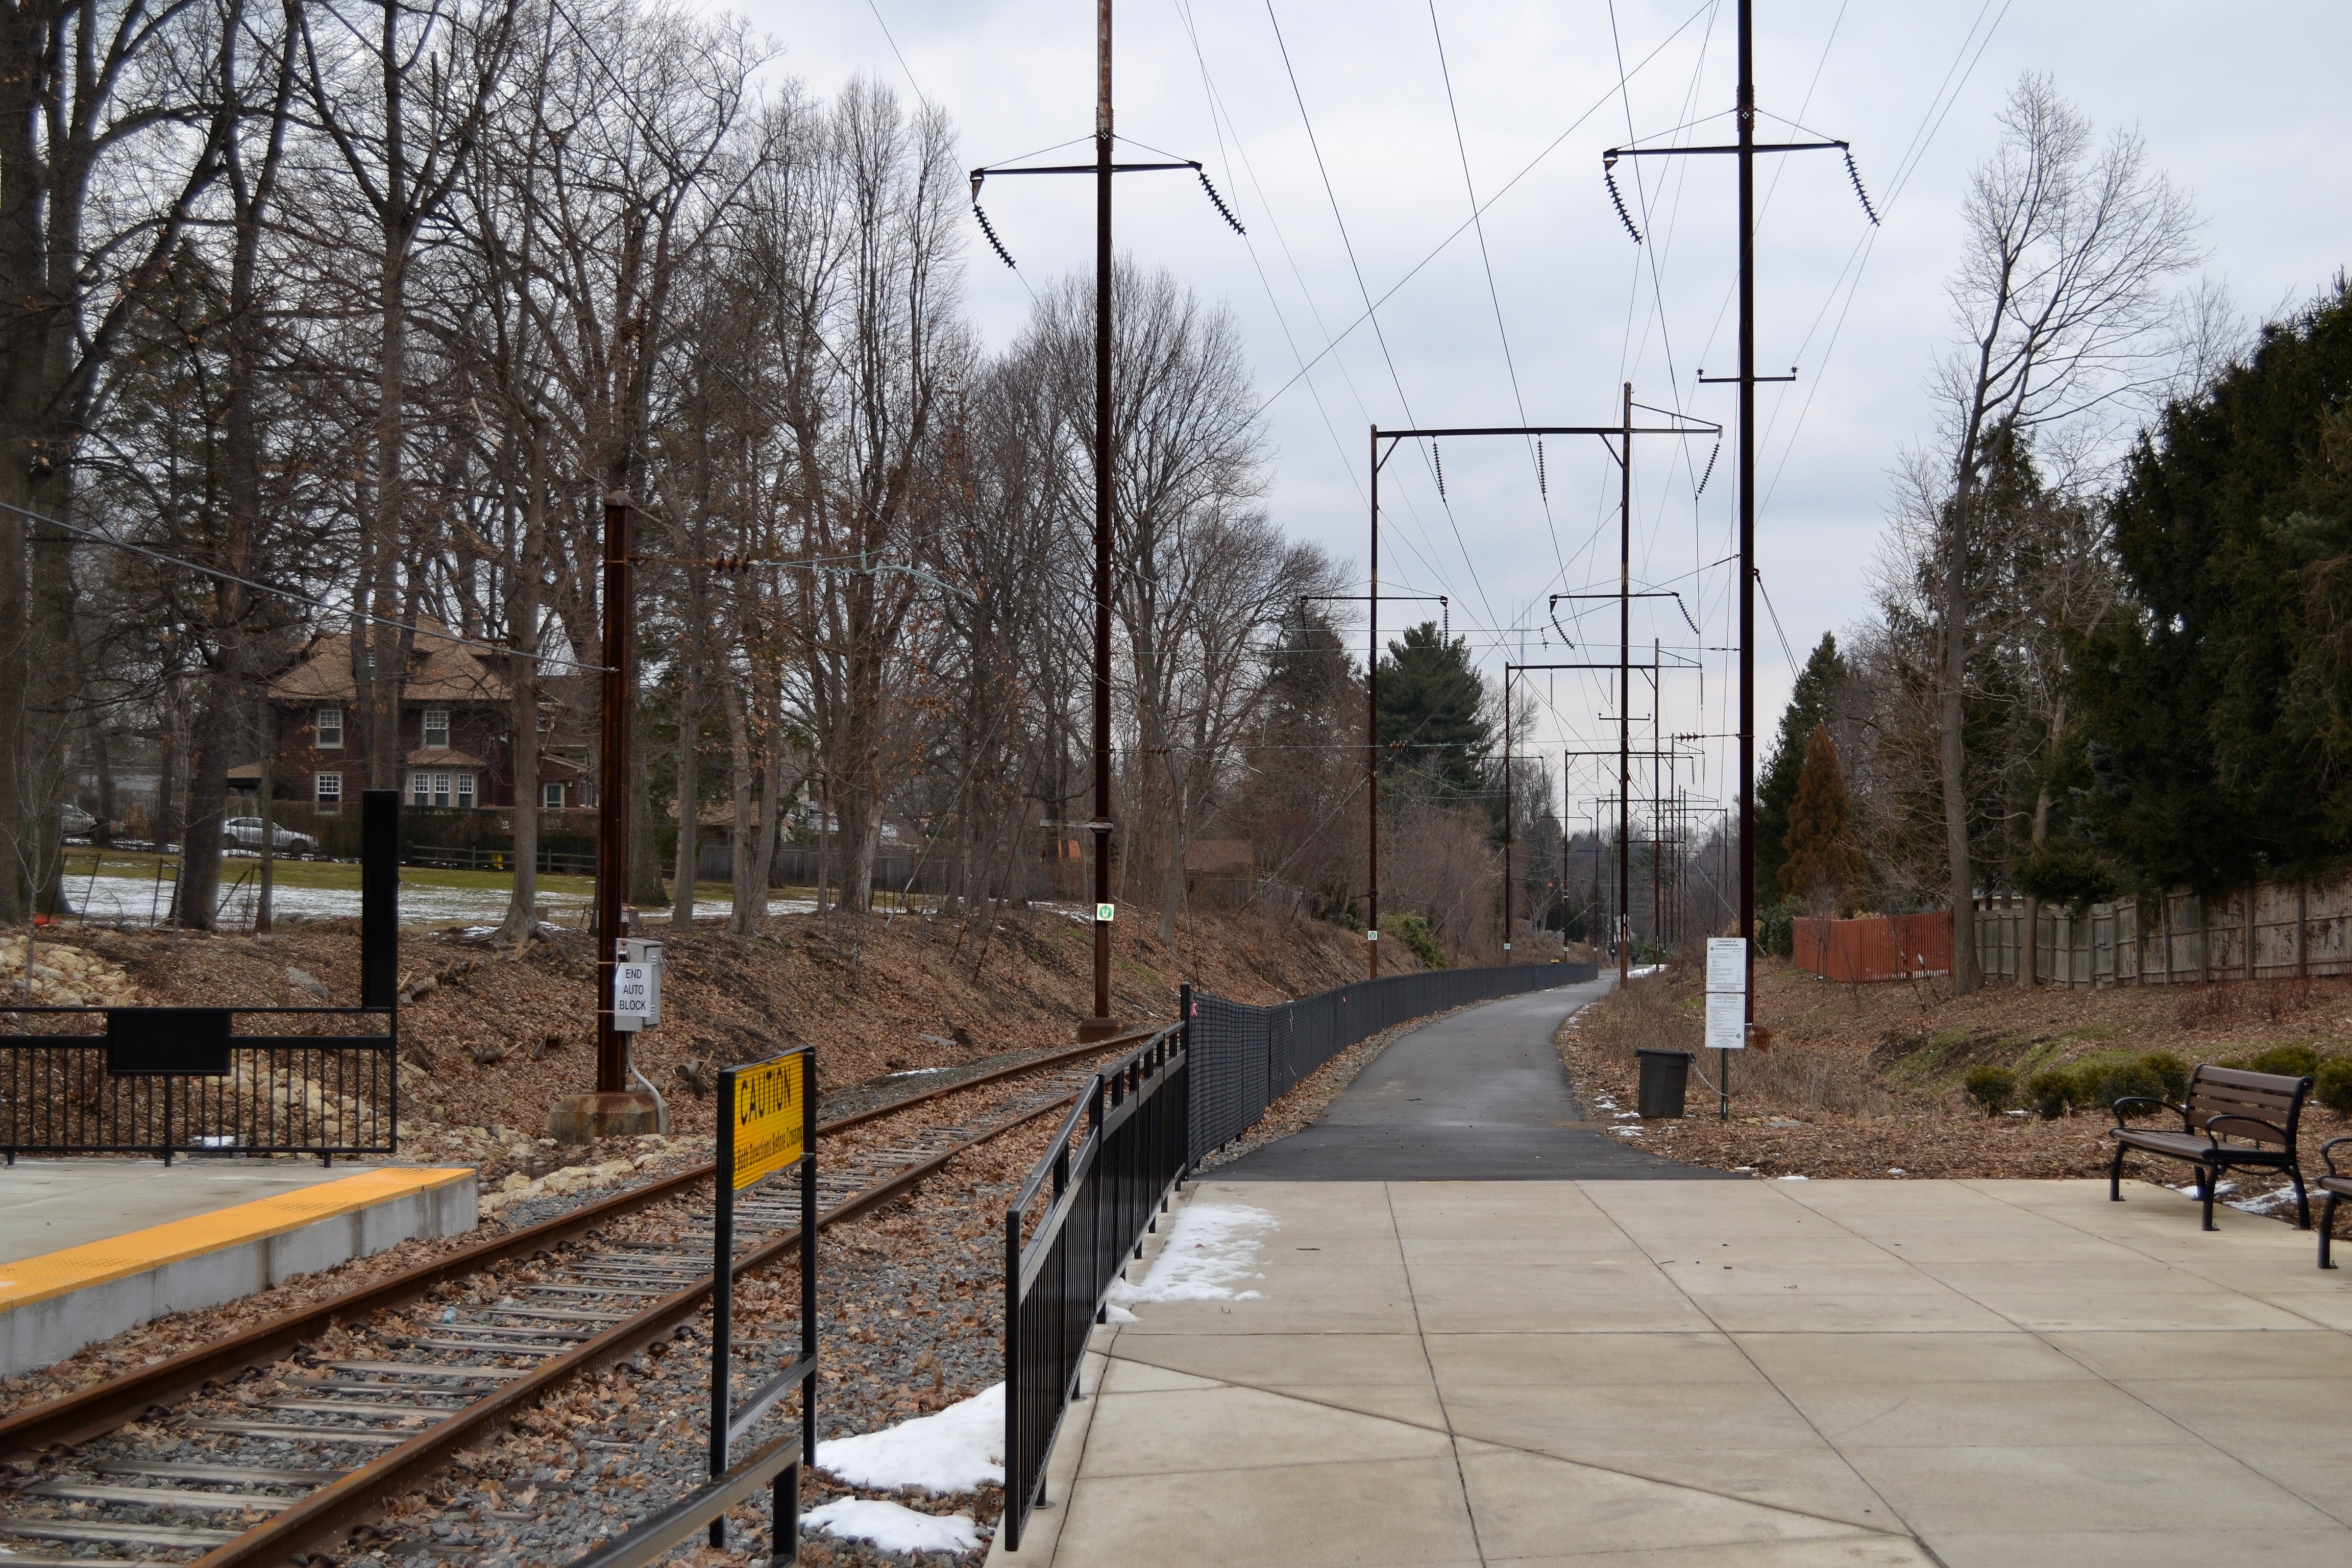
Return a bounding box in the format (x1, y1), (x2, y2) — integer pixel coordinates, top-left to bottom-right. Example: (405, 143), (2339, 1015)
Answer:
(1619, 383), (1632, 986)
(966, 1), (1241, 1033)
(1367, 429), (1380, 976)
(1603, 0), (1869, 1033)
(1086, 0), (1116, 1037)
(553, 493), (662, 1143)
(1374, 408), (1711, 983)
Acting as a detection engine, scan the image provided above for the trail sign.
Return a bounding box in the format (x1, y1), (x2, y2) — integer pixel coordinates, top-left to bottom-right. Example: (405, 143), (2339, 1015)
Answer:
(1704, 937), (1747, 1052)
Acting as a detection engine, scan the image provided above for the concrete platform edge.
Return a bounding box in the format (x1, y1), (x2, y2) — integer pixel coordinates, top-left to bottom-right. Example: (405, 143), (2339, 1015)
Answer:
(0, 1170), (478, 1379)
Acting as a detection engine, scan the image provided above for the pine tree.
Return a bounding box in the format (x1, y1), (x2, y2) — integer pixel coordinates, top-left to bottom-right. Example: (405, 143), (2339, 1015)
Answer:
(1376, 622), (1492, 805)
(1756, 634), (1848, 904)
(1780, 723), (1868, 915)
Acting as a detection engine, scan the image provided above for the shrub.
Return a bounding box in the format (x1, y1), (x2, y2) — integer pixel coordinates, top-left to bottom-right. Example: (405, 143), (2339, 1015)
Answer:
(1963, 1065), (2016, 1116)
(2243, 1043), (2319, 1080)
(1381, 912), (1448, 971)
(1756, 896), (1800, 958)
(2316, 1058), (2352, 1116)
(2141, 1050), (2191, 1101)
(2027, 1067), (2079, 1119)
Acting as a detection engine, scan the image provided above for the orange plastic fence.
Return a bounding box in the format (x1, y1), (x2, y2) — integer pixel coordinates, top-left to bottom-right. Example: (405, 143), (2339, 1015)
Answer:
(1789, 913), (1952, 982)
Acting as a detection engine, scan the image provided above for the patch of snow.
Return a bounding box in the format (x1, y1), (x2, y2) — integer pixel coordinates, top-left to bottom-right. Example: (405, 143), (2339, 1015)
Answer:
(1105, 1203), (1277, 1311)
(1626, 964), (1669, 978)
(2227, 1187), (2301, 1217)
(1612, 1110), (1642, 1120)
(1886, 1168), (1906, 1177)
(1610, 1126), (1644, 1138)
(800, 1499), (980, 1555)
(814, 1383), (1003, 1494)
(1778, 1174), (1809, 1181)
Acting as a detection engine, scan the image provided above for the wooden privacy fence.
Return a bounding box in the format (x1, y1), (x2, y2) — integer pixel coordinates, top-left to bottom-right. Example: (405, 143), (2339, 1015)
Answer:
(1790, 914), (1953, 983)
(1974, 881), (2352, 988)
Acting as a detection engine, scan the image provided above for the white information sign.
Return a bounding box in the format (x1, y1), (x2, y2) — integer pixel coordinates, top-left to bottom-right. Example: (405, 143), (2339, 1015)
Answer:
(1705, 993), (1747, 1052)
(1705, 937), (1748, 995)
(613, 937), (664, 1032)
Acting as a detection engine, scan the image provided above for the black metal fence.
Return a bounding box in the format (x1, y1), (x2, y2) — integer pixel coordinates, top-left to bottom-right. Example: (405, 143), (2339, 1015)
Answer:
(1003, 1024), (1187, 1551)
(0, 1006), (399, 1163)
(998, 960), (1597, 1548)
(1187, 962), (1596, 1163)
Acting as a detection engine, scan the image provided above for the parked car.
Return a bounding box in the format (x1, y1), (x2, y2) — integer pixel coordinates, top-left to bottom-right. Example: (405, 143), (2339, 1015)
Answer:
(60, 802), (96, 840)
(224, 817), (317, 855)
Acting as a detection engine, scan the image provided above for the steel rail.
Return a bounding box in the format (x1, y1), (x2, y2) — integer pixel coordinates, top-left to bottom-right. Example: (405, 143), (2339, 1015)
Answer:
(0, 1028), (1156, 1458)
(185, 1089), (1084, 1568)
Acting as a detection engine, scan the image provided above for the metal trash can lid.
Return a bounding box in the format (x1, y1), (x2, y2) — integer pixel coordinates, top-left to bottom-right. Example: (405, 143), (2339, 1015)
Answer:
(1633, 1048), (1696, 1062)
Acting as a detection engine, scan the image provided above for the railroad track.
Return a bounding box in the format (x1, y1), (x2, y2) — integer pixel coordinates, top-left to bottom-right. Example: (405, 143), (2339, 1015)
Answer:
(0, 1031), (1154, 1568)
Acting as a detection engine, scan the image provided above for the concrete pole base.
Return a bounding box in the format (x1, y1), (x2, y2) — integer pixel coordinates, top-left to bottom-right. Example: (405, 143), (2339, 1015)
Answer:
(1075, 1016), (1123, 1042)
(549, 1091), (664, 1145)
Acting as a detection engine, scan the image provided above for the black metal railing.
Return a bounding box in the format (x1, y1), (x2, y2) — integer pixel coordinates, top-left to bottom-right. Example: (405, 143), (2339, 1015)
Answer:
(1003, 1023), (1187, 1550)
(561, 1429), (802, 1568)
(1186, 961), (1596, 1163)
(1, 1006), (398, 1162)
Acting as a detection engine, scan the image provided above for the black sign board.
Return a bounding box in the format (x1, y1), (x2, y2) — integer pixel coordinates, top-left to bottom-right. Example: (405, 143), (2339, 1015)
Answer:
(105, 1008), (233, 1076)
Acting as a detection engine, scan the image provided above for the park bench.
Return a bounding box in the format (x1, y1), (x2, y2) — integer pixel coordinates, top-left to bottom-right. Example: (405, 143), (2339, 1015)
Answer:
(2107, 1064), (2312, 1233)
(2318, 1140), (2352, 1269)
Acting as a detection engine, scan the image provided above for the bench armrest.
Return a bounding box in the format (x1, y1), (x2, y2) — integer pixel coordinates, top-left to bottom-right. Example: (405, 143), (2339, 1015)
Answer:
(2321, 1136), (2352, 1178)
(2201, 1112), (2291, 1147)
(2111, 1095), (2187, 1129)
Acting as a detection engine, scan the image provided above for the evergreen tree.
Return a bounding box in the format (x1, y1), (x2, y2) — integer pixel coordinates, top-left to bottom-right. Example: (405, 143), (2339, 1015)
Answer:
(2073, 279), (2352, 890)
(1780, 723), (1868, 914)
(1756, 634), (1848, 904)
(1377, 621), (1491, 805)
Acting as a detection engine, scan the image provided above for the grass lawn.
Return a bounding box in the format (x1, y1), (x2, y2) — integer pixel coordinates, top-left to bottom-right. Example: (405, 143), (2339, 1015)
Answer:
(57, 849), (896, 908)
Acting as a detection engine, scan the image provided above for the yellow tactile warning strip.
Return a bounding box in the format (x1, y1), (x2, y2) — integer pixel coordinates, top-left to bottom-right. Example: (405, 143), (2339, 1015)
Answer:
(0, 1167), (473, 1313)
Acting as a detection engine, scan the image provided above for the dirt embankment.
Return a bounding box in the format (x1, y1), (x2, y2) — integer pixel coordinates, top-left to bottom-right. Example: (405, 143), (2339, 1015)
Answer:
(1566, 959), (2352, 1197)
(21, 903), (1390, 1150)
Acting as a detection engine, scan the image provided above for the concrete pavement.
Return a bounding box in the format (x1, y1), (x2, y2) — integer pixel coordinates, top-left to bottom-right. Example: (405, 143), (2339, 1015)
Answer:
(1001, 1175), (2352, 1568)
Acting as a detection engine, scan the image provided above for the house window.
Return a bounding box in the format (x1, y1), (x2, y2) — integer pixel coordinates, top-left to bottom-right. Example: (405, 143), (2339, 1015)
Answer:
(423, 709), (450, 749)
(314, 772), (342, 811)
(456, 773), (475, 809)
(543, 782), (565, 810)
(409, 771), (454, 807)
(315, 706), (343, 748)
(432, 771), (451, 807)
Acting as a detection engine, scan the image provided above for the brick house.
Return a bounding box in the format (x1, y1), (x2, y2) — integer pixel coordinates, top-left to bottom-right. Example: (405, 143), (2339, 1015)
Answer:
(254, 621), (586, 814)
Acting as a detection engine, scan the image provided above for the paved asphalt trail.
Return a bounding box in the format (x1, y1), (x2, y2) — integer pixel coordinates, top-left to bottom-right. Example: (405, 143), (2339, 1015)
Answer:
(1215, 976), (1733, 1180)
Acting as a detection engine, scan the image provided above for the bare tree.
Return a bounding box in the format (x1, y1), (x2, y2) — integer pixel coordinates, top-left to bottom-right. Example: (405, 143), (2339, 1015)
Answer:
(1929, 74), (2197, 991)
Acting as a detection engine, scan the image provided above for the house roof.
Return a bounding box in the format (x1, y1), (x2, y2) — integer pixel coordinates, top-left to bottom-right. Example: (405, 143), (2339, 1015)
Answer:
(272, 619), (511, 704)
(406, 748), (487, 770)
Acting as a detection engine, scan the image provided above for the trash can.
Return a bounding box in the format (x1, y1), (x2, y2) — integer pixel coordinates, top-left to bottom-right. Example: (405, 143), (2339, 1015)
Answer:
(1635, 1048), (1695, 1119)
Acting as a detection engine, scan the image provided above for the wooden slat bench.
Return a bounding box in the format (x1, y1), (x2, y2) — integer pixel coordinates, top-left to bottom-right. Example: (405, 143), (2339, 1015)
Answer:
(2318, 1139), (2352, 1269)
(2106, 1064), (2312, 1232)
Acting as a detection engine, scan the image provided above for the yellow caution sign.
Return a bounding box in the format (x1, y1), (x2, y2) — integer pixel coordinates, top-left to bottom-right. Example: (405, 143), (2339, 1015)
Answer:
(725, 1052), (808, 1191)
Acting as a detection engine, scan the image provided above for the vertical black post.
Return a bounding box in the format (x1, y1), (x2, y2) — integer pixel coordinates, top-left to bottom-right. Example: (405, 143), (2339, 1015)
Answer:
(800, 1062), (818, 1465)
(1736, 0), (1758, 1035)
(360, 790), (398, 1009)
(709, 1065), (736, 1548)
(1366, 428), (1380, 975)
(1085, 0), (1117, 1038)
(774, 1462), (800, 1566)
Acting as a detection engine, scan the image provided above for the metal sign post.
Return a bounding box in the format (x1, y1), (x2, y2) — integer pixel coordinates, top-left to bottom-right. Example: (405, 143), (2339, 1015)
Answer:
(1705, 936), (1747, 1122)
(711, 1047), (817, 1553)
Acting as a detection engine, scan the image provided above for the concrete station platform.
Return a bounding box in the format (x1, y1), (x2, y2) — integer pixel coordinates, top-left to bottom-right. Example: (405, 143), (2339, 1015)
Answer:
(1012, 1176), (2352, 1568)
(999, 985), (2352, 1567)
(0, 1161), (477, 1378)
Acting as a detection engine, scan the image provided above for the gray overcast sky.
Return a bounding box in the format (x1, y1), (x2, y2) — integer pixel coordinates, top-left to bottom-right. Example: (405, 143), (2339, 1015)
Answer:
(741, 0), (2350, 824)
